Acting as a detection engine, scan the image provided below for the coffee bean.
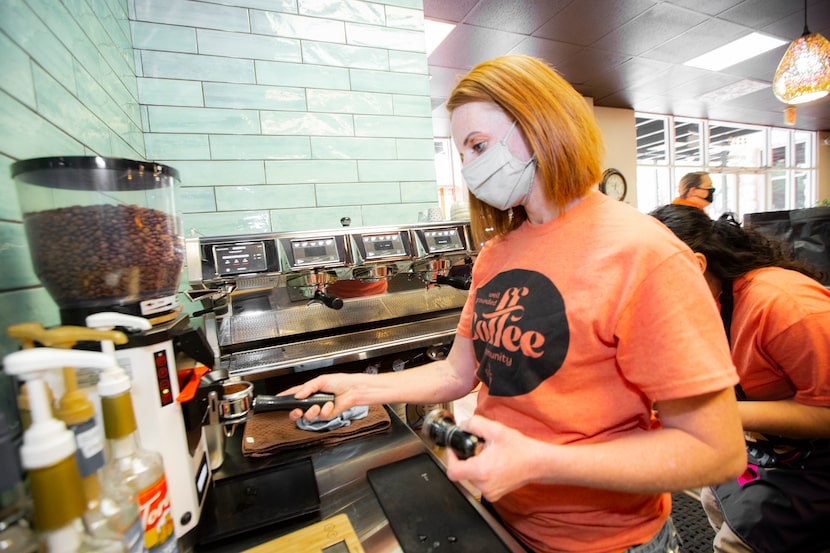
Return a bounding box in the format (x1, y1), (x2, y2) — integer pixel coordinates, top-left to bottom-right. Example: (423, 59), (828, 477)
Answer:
(24, 204), (184, 307)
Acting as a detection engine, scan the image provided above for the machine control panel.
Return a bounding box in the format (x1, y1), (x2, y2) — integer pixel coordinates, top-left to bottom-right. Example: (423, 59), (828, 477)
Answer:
(415, 226), (467, 254)
(352, 230), (411, 262)
(280, 234), (349, 270)
(213, 242), (268, 275)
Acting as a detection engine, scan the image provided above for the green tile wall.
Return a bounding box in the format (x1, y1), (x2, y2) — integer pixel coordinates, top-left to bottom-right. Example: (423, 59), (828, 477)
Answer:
(1, 0), (436, 358)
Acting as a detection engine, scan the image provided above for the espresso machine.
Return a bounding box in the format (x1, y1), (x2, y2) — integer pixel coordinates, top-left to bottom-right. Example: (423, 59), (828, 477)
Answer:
(10, 156), (214, 543)
(185, 221), (476, 390)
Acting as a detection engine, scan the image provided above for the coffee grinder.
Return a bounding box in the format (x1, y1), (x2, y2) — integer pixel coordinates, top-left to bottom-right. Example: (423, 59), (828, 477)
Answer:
(11, 156), (212, 542)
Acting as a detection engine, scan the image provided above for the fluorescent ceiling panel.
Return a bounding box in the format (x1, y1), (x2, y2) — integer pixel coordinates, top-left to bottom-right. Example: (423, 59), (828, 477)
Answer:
(684, 33), (787, 71)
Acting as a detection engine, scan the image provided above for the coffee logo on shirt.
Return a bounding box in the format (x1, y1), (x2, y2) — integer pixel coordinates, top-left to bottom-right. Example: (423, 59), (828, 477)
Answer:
(472, 269), (569, 396)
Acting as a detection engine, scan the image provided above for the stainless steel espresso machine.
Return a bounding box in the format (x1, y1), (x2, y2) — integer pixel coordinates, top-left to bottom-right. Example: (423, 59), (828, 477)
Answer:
(10, 156), (214, 546)
(185, 221), (476, 391)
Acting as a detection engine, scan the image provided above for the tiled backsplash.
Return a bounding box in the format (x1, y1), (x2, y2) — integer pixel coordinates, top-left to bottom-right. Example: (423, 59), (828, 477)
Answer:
(0, 0), (435, 357)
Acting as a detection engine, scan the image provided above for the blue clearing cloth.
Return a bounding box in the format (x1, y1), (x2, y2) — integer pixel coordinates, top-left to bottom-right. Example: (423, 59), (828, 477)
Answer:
(295, 405), (370, 432)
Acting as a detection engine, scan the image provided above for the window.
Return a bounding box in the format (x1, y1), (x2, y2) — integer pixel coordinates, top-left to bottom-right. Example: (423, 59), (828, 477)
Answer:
(636, 113), (817, 221)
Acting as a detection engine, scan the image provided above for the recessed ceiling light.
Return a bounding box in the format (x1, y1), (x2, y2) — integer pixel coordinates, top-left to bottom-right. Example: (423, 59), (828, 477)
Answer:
(424, 19), (456, 56)
(684, 33), (787, 71)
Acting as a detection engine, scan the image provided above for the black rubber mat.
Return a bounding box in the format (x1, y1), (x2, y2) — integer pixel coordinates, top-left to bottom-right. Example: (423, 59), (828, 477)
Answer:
(367, 453), (513, 553)
(671, 492), (715, 553)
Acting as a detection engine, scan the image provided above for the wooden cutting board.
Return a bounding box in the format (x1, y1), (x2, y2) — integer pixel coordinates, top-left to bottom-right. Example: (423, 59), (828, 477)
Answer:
(242, 513), (365, 553)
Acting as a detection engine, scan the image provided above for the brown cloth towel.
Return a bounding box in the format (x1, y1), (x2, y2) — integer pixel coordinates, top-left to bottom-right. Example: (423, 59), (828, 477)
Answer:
(242, 404), (392, 457)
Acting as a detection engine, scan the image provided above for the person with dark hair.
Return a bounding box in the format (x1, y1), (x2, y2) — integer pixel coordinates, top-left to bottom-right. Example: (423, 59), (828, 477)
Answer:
(672, 171), (715, 210)
(650, 204), (830, 553)
(283, 55), (746, 553)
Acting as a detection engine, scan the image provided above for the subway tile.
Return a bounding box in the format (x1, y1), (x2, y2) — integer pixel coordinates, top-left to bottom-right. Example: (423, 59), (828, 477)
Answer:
(0, 288), (60, 358)
(393, 94), (432, 116)
(400, 181), (440, 203)
(137, 78), (204, 107)
(134, 0), (250, 32)
(203, 0), (296, 12)
(345, 22), (424, 52)
(74, 62), (138, 138)
(0, 32), (36, 109)
(384, 5), (423, 30)
(354, 114), (433, 138)
(209, 135), (311, 160)
(256, 61), (349, 90)
(302, 41), (388, 71)
(261, 112), (354, 136)
(203, 83), (306, 111)
(310, 137), (396, 160)
(316, 181), (400, 206)
(388, 50), (428, 74)
(161, 160), (266, 186)
(298, 0), (384, 25)
(0, 91), (86, 159)
(131, 21), (198, 53)
(147, 106), (260, 134)
(376, 0), (422, 9)
(197, 29), (301, 63)
(32, 67), (113, 155)
(182, 210), (272, 237)
(270, 206), (362, 232)
(396, 138), (434, 159)
(251, 10), (345, 42)
(265, 160), (358, 183)
(109, 135), (146, 161)
(145, 134), (211, 160)
(141, 51), (255, 84)
(0, 222), (39, 288)
(176, 186), (217, 213)
(215, 184), (316, 210)
(306, 88), (394, 115)
(62, 0), (135, 86)
(360, 203), (423, 225)
(357, 160), (435, 182)
(350, 68), (430, 95)
(0, 0), (77, 95)
(0, 155), (22, 222)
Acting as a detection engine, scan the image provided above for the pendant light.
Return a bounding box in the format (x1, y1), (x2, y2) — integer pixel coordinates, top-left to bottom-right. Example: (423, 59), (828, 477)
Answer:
(772, 0), (830, 105)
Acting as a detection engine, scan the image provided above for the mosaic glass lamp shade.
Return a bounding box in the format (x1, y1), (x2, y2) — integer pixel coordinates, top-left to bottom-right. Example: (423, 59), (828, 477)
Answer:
(772, 26), (830, 105)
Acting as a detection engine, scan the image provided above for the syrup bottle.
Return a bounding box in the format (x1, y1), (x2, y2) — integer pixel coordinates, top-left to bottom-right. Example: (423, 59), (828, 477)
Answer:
(98, 360), (180, 553)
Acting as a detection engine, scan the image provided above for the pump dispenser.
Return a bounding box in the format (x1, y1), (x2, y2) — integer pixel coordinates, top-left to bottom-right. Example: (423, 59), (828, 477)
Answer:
(96, 352), (179, 553)
(5, 323), (144, 553)
(2, 348), (126, 553)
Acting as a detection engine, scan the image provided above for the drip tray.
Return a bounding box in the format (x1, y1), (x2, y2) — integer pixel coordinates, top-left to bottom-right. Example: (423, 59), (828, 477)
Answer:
(197, 457), (320, 546)
(367, 453), (513, 553)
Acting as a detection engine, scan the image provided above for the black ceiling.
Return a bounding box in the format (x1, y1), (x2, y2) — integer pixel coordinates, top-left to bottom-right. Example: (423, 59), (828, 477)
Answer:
(424, 0), (830, 132)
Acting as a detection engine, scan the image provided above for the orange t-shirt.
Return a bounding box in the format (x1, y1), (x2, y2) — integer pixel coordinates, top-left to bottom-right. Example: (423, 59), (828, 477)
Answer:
(456, 192), (738, 552)
(729, 268), (830, 405)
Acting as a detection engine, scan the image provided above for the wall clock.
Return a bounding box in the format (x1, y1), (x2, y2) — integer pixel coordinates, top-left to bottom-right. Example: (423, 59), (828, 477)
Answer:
(600, 168), (627, 201)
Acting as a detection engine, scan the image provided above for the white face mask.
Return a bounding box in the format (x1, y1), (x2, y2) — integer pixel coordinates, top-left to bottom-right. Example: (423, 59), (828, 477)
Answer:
(461, 122), (536, 210)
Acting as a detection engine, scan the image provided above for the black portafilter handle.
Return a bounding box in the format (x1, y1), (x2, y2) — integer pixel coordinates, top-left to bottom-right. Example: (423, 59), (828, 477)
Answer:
(422, 408), (485, 460)
(252, 392), (336, 413)
(313, 289), (344, 310)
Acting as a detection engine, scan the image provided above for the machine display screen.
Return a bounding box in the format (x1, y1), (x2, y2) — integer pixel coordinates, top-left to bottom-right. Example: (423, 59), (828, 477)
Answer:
(361, 233), (407, 259)
(213, 242), (268, 275)
(422, 228), (465, 253)
(291, 237), (340, 265)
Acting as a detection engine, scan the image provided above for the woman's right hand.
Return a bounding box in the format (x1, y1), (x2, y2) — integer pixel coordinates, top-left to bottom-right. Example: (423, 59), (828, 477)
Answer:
(282, 372), (361, 421)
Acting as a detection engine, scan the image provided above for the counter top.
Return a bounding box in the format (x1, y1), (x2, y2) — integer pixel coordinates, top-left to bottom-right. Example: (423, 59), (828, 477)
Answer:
(192, 407), (525, 553)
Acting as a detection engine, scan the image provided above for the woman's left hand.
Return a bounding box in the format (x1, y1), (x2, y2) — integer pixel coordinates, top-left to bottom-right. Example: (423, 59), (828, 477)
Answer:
(444, 414), (536, 502)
